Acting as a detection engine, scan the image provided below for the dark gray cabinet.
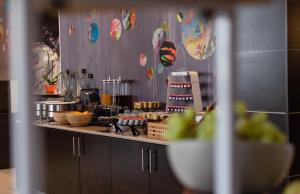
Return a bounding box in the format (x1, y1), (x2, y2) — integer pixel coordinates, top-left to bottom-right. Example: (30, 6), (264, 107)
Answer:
(38, 127), (181, 194)
(110, 139), (150, 194)
(80, 134), (111, 194)
(44, 129), (111, 194)
(50, 130), (80, 194)
(110, 139), (182, 194)
(149, 144), (182, 194)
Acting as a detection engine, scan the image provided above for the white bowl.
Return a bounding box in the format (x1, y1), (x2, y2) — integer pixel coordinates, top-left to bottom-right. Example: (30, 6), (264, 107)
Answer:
(167, 140), (294, 193)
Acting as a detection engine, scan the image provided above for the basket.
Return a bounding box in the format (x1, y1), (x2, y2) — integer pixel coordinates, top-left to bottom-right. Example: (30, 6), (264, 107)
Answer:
(147, 122), (168, 139)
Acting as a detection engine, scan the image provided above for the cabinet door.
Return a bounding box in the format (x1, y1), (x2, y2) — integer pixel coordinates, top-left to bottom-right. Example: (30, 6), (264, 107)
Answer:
(111, 139), (150, 194)
(80, 134), (111, 194)
(0, 113), (9, 169)
(150, 144), (183, 194)
(32, 127), (52, 194)
(50, 130), (80, 194)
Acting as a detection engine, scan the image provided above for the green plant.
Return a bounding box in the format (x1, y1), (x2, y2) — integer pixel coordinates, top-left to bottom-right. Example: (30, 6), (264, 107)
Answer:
(165, 102), (287, 144)
(41, 72), (62, 85)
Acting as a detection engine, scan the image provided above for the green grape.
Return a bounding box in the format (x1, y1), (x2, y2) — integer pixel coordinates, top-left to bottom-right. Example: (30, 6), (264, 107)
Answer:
(250, 113), (268, 125)
(259, 121), (287, 143)
(196, 111), (216, 140)
(183, 109), (196, 123)
(166, 114), (196, 140)
(283, 180), (300, 194)
(235, 101), (247, 117)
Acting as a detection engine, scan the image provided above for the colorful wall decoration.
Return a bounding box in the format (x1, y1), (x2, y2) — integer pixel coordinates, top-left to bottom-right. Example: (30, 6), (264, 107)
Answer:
(110, 19), (122, 40)
(59, 8), (215, 105)
(159, 41), (177, 67)
(181, 10), (215, 61)
(88, 22), (100, 43)
(121, 9), (136, 30)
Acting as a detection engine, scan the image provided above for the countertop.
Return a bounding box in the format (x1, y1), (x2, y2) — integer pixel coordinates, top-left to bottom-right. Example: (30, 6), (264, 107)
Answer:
(35, 123), (168, 145)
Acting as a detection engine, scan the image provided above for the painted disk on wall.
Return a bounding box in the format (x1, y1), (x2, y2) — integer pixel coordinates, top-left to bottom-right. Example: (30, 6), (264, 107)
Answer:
(181, 10), (215, 60)
(110, 19), (122, 40)
(147, 66), (154, 80)
(121, 8), (136, 30)
(157, 63), (164, 74)
(139, 53), (147, 67)
(152, 27), (166, 52)
(88, 22), (100, 43)
(176, 12), (184, 23)
(159, 41), (177, 67)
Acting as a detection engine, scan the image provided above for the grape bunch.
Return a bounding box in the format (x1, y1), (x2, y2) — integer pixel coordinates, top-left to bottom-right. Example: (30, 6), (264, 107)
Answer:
(235, 102), (286, 144)
(166, 102), (287, 144)
(165, 109), (197, 141)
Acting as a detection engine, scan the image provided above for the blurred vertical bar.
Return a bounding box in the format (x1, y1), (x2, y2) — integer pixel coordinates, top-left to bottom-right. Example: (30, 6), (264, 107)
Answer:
(214, 9), (238, 194)
(8, 0), (35, 193)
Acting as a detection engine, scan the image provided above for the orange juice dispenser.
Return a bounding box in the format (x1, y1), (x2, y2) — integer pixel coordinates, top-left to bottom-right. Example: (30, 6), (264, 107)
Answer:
(100, 78), (113, 107)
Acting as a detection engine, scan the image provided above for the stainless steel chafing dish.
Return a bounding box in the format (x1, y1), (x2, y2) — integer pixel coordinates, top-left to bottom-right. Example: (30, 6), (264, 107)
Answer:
(45, 101), (78, 121)
(34, 101), (79, 121)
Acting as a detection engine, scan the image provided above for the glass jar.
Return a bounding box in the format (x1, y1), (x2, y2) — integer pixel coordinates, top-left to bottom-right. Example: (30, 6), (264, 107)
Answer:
(100, 79), (112, 106)
(87, 73), (95, 89)
(70, 73), (78, 99)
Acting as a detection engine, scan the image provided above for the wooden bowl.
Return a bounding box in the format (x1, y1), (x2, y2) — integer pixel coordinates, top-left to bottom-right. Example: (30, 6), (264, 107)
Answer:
(66, 112), (93, 127)
(53, 112), (70, 125)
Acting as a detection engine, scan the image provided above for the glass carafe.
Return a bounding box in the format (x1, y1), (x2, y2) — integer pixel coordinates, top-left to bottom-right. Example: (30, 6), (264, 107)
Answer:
(70, 73), (78, 99)
(110, 79), (120, 116)
(87, 73), (95, 89)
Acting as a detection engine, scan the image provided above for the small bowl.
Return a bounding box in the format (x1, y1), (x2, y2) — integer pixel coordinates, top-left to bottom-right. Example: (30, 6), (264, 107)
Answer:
(53, 112), (70, 125)
(66, 112), (93, 127)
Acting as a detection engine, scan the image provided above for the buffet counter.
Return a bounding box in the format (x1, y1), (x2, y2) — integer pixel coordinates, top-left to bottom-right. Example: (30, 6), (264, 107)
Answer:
(34, 123), (168, 145)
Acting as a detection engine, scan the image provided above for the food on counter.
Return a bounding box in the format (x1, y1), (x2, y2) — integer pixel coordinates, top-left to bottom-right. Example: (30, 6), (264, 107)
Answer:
(134, 101), (160, 111)
(139, 112), (168, 121)
(68, 111), (89, 115)
(117, 116), (145, 126)
(66, 111), (93, 127)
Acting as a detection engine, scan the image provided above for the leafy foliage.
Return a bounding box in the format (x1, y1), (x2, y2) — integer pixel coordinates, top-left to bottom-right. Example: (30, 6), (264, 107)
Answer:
(41, 72), (62, 85)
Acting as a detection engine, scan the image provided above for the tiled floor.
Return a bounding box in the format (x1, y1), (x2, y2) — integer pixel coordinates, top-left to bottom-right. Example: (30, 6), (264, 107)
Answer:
(0, 169), (16, 194)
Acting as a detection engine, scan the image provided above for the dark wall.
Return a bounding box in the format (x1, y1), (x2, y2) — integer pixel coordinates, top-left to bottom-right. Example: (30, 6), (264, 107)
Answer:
(59, 8), (215, 108)
(234, 0), (289, 139)
(235, 0), (287, 113)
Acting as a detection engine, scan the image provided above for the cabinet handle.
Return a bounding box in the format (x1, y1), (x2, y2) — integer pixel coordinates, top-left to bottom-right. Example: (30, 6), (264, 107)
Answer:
(72, 137), (76, 155)
(149, 149), (152, 174)
(141, 147), (144, 172)
(77, 137), (81, 157)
